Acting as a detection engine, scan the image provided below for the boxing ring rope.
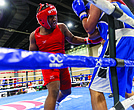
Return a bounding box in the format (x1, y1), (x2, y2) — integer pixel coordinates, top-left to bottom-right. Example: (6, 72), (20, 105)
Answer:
(0, 48), (116, 69)
(0, 75), (42, 79)
(87, 0), (134, 28)
(0, 84), (43, 93)
(0, 75), (43, 87)
(1, 48), (134, 69)
(71, 68), (94, 72)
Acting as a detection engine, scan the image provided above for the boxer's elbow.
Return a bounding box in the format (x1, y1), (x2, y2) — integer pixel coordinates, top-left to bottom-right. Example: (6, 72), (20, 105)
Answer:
(85, 28), (94, 35)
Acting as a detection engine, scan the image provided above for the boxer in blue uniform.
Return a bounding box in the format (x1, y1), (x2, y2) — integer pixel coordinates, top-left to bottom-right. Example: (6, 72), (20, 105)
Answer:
(72, 0), (134, 109)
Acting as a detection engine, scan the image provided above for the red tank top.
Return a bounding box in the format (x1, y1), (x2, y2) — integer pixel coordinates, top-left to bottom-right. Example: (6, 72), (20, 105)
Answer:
(34, 25), (65, 54)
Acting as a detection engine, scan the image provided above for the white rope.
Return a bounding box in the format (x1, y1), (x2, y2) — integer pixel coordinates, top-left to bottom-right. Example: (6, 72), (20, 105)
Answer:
(87, 0), (134, 28)
(0, 69), (93, 80)
(71, 68), (94, 73)
(0, 70), (42, 74)
(0, 84), (43, 92)
(109, 95), (134, 110)
(87, 0), (115, 15)
(71, 80), (90, 83)
(0, 75), (42, 80)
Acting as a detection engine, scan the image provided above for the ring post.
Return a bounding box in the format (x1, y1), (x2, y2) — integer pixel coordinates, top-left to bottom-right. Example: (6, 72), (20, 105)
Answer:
(26, 71), (28, 88)
(107, 14), (119, 105)
(22, 76), (23, 87)
(107, 15), (125, 110)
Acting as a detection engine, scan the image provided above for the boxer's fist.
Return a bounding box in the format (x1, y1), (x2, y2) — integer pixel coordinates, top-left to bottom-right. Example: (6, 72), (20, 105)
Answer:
(84, 37), (103, 45)
(72, 0), (88, 20)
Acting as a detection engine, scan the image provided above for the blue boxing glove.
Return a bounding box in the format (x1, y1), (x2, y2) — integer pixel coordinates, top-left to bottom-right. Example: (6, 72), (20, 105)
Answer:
(72, 0), (88, 21)
(85, 2), (91, 10)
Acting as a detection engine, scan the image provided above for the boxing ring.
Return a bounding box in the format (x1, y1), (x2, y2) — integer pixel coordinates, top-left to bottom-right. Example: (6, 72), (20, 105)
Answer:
(0, 0), (134, 109)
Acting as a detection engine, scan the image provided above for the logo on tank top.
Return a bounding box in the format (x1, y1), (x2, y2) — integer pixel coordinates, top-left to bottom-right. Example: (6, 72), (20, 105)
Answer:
(48, 54), (63, 67)
(42, 40), (46, 44)
(50, 75), (54, 80)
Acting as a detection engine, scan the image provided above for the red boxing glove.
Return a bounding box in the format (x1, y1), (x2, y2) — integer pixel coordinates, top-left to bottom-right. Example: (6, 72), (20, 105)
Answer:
(84, 37), (103, 45)
(116, 0), (126, 6)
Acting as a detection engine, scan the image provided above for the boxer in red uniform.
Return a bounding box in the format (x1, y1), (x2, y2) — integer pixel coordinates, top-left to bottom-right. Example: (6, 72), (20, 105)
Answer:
(29, 3), (102, 110)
